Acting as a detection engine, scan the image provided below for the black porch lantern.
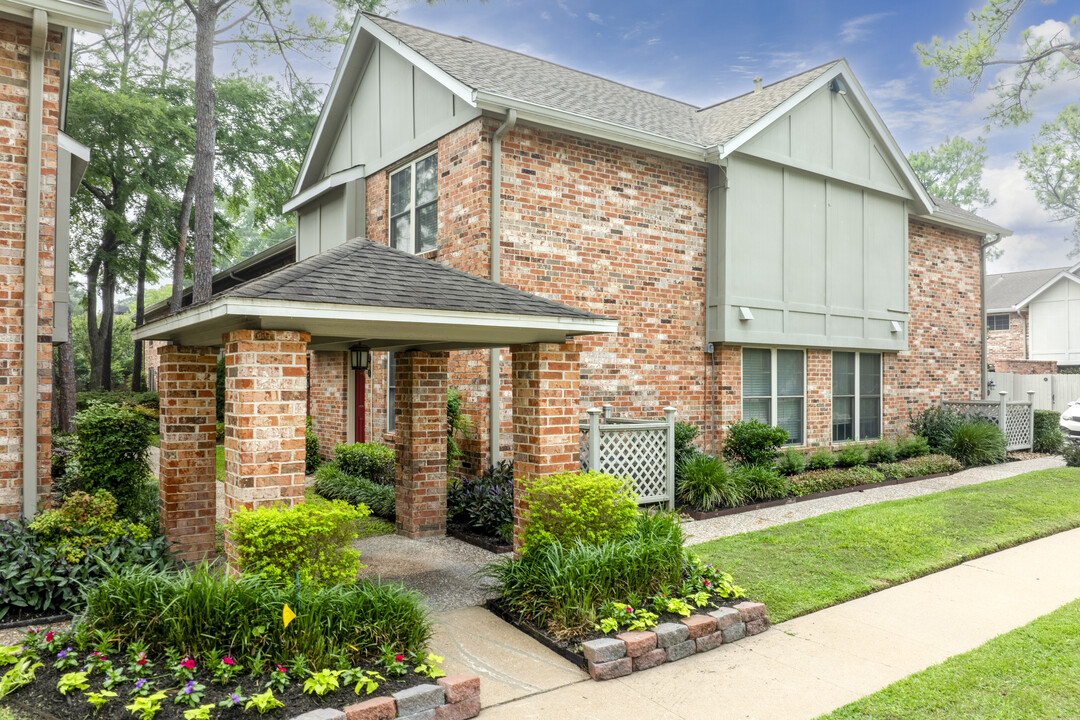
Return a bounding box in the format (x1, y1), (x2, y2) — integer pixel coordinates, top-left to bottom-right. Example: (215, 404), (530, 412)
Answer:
(349, 344), (371, 374)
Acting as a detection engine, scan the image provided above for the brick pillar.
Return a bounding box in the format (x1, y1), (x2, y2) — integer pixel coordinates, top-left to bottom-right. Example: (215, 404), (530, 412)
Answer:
(805, 349), (832, 447)
(308, 350), (348, 459)
(157, 345), (218, 562)
(510, 343), (581, 552)
(222, 330), (310, 568)
(394, 350), (449, 538)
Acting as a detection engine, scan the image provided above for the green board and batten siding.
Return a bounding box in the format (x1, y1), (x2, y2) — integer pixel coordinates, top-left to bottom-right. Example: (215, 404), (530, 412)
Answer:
(708, 85), (913, 353)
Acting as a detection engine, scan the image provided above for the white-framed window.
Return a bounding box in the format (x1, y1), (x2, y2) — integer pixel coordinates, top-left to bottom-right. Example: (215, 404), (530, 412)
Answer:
(832, 352), (882, 442)
(389, 151), (438, 254)
(386, 352), (397, 433)
(987, 314), (1010, 331)
(742, 347), (804, 445)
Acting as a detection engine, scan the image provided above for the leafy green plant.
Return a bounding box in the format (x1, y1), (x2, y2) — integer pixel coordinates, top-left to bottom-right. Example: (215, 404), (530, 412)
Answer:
(245, 689), (284, 714)
(661, 597), (693, 617)
(447, 461), (514, 541)
(1034, 410), (1064, 453)
(57, 670), (90, 694)
(945, 420), (1006, 466)
(866, 439), (898, 464)
(722, 419), (788, 466)
(183, 706), (214, 720)
(877, 454), (961, 479)
(414, 652), (446, 679)
(895, 435), (931, 459)
(806, 448), (836, 470)
(28, 490), (150, 564)
(789, 466), (886, 496)
(1064, 442), (1080, 467)
(229, 499), (370, 587)
(333, 442), (395, 485)
(909, 406), (965, 452)
(733, 464), (788, 502)
(341, 667), (384, 695)
(673, 421), (701, 482)
(303, 669), (342, 696)
(626, 609), (660, 632)
(521, 470), (639, 553)
(305, 417), (321, 474)
(0, 658), (42, 700)
(676, 454), (744, 510)
(776, 448), (806, 476)
(447, 388), (472, 472)
(126, 690), (168, 720)
(379, 646), (408, 677)
(86, 689), (118, 710)
(75, 401), (155, 517)
(0, 646), (20, 666)
(313, 462), (395, 519)
(834, 445), (866, 468)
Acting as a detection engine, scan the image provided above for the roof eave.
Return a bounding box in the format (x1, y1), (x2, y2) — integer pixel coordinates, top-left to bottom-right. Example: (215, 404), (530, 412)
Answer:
(914, 211), (1012, 239)
(0, 0), (111, 32)
(283, 165), (365, 214)
(1013, 271), (1080, 311)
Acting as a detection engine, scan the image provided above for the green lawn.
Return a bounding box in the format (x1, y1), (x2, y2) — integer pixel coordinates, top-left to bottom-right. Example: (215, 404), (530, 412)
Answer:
(216, 444), (225, 482)
(821, 598), (1080, 719)
(694, 468), (1080, 623)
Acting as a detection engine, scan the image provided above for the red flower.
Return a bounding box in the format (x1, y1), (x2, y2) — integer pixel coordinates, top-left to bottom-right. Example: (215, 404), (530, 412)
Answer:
(136, 656), (147, 666)
(276, 665), (287, 673)
(222, 657), (235, 666)
(44, 632), (54, 642)
(394, 655), (404, 662)
(625, 606), (632, 613)
(180, 657), (195, 670)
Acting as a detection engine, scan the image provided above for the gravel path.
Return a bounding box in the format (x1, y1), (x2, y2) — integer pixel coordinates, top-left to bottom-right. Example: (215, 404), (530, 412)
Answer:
(682, 455), (1067, 545)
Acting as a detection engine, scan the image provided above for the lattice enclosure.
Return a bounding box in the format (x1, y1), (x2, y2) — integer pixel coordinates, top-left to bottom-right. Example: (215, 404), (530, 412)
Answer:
(942, 398), (1033, 452)
(945, 402), (1000, 424)
(581, 410), (674, 507)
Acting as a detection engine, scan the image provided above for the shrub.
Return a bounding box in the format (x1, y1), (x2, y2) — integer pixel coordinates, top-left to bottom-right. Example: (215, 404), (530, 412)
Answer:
(1033, 410), (1064, 454)
(733, 464), (788, 502)
(75, 402), (155, 516)
(945, 420), (1006, 466)
(895, 435), (931, 460)
(446, 388), (472, 472)
(334, 443), (395, 485)
(229, 500), (371, 588)
(75, 390), (159, 412)
(521, 470), (638, 553)
(1063, 442), (1080, 467)
(789, 466), (886, 496)
(877, 454), (961, 479)
(50, 433), (80, 495)
(673, 421), (701, 482)
(866, 439), (898, 464)
(28, 490), (150, 564)
(806, 448), (836, 470)
(722, 420), (787, 466)
(448, 460), (514, 541)
(312, 463), (395, 519)
(214, 421), (225, 443)
(483, 511), (685, 638)
(81, 565), (431, 666)
(909, 406), (965, 452)
(776, 448), (806, 476)
(676, 454), (744, 511)
(305, 417), (321, 475)
(834, 445), (866, 468)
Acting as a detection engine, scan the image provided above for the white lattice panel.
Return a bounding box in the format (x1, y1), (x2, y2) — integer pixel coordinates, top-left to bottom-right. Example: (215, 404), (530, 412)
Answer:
(1004, 405), (1032, 451)
(597, 428), (668, 503)
(946, 402), (1000, 424)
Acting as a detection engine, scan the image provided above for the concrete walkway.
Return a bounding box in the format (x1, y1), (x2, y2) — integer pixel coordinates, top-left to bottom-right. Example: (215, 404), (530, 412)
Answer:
(464, 525), (1080, 719)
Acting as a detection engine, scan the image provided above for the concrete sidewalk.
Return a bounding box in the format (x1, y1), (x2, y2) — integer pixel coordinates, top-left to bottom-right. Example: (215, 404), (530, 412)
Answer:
(455, 525), (1080, 719)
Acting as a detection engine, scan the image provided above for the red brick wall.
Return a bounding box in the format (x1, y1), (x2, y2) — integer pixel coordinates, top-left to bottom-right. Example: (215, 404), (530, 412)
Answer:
(0, 22), (63, 518)
(805, 349), (832, 447)
(393, 350), (449, 538)
(987, 311), (1026, 365)
(308, 350), (348, 459)
(994, 358), (1056, 375)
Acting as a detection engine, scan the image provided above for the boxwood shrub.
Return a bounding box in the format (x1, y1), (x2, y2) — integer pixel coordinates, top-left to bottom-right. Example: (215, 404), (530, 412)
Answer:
(334, 442), (395, 485)
(1033, 410), (1064, 453)
(521, 470), (638, 553)
(722, 419), (788, 466)
(75, 402), (155, 518)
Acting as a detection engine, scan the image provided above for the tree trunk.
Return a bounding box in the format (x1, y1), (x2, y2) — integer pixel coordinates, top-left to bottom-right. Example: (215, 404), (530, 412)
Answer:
(100, 263), (116, 391)
(191, 1), (218, 305)
(56, 307), (75, 433)
(86, 255), (104, 390)
(171, 173), (195, 313)
(132, 227), (150, 392)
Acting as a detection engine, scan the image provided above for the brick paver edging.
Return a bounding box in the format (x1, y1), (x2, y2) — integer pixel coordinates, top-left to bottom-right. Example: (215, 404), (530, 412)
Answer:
(286, 674), (481, 720)
(583, 602), (769, 681)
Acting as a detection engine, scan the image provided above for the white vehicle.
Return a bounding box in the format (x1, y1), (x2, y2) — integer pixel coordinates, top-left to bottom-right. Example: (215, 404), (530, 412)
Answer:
(1060, 399), (1080, 441)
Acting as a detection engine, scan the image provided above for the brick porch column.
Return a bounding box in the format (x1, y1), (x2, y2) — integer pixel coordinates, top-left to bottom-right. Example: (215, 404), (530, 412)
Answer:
(308, 350), (348, 458)
(157, 345), (218, 562)
(222, 330), (310, 568)
(394, 350), (449, 538)
(510, 342), (581, 552)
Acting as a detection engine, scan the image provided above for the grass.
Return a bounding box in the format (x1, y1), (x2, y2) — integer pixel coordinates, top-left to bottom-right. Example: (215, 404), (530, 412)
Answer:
(821, 598), (1080, 719)
(216, 444), (225, 482)
(694, 468), (1080, 623)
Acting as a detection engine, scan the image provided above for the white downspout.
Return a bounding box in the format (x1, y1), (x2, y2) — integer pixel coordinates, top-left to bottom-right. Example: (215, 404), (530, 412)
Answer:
(23, 9), (47, 518)
(489, 109), (517, 465)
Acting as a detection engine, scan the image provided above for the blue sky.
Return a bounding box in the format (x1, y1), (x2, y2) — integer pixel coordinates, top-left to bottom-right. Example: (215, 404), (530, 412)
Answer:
(293, 0), (1080, 274)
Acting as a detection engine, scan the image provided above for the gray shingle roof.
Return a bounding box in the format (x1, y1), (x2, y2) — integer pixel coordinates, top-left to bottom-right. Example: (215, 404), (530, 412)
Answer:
(986, 266), (1070, 311)
(219, 238), (606, 320)
(930, 196), (1009, 235)
(366, 13), (838, 148)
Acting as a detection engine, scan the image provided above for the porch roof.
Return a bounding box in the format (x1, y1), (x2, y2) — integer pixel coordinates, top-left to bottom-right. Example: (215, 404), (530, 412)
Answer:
(132, 238), (617, 351)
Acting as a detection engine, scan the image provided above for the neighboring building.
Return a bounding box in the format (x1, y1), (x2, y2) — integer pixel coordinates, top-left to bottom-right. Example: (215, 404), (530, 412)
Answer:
(0, 0), (110, 519)
(986, 265), (1080, 370)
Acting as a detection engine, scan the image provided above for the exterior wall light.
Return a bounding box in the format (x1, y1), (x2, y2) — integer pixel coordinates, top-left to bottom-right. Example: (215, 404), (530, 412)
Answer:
(349, 343), (371, 374)
(830, 78), (848, 95)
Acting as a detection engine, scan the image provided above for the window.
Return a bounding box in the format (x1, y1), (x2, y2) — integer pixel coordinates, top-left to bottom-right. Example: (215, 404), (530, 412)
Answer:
(386, 352), (397, 433)
(987, 314), (1010, 331)
(742, 348), (804, 445)
(389, 152), (438, 254)
(832, 352), (882, 442)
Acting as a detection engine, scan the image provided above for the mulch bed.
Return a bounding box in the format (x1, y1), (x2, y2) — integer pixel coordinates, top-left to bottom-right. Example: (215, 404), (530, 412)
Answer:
(446, 524), (512, 554)
(2, 654), (434, 720)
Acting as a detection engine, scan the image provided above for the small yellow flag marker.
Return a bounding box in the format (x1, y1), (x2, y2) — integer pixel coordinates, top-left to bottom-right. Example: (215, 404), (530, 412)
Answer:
(282, 604), (296, 629)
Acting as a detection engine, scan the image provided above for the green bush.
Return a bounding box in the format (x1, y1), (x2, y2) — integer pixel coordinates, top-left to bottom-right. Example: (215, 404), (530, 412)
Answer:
(866, 439), (898, 464)
(1063, 442), (1080, 467)
(676, 454), (744, 511)
(521, 470), (638, 553)
(484, 511), (685, 637)
(447, 461), (514, 542)
(229, 500), (371, 588)
(447, 388), (472, 472)
(945, 420), (1006, 466)
(723, 420), (787, 466)
(895, 435), (931, 459)
(28, 490), (151, 564)
(909, 406), (965, 452)
(75, 390), (159, 412)
(789, 466), (886, 496)
(733, 464), (788, 502)
(215, 421), (225, 443)
(75, 402), (155, 517)
(806, 448), (836, 470)
(81, 565), (431, 666)
(673, 421), (701, 482)
(1034, 410), (1064, 453)
(334, 442), (395, 485)
(305, 417), (321, 474)
(776, 448), (806, 476)
(312, 463), (395, 519)
(834, 445), (866, 468)
(877, 454), (961, 479)
(50, 433), (80, 495)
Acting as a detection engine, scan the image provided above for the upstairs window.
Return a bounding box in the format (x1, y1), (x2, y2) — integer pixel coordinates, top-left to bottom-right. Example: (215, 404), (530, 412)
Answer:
(832, 352), (881, 442)
(742, 348), (804, 445)
(987, 314), (1010, 331)
(389, 152), (438, 254)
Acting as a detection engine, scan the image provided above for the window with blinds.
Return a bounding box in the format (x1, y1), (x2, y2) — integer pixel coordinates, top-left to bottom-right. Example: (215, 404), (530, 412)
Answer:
(389, 152), (438, 254)
(741, 348), (804, 445)
(832, 351), (881, 442)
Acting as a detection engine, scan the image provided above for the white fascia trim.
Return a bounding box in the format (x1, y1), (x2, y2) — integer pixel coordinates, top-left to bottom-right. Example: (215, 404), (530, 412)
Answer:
(912, 211), (1013, 239)
(283, 164), (365, 213)
(1013, 271), (1080, 311)
(360, 16), (477, 105)
(57, 130), (89, 161)
(987, 307), (1015, 315)
(474, 92), (709, 163)
(0, 0), (110, 31)
(133, 297), (619, 341)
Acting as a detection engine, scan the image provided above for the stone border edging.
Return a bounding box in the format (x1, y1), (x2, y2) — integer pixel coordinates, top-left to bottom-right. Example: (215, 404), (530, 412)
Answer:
(286, 674), (481, 720)
(582, 602), (770, 681)
(682, 473), (951, 521)
(446, 526), (513, 554)
(0, 613), (72, 630)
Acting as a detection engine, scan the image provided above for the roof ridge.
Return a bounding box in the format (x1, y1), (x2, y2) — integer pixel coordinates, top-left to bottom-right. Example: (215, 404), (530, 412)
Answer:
(694, 59), (843, 114)
(217, 241), (352, 300)
(987, 266), (1070, 277)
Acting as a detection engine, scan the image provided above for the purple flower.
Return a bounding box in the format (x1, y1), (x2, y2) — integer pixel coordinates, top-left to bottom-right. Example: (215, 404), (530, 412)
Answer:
(182, 680), (195, 695)
(134, 678), (146, 690)
(56, 648), (69, 659)
(229, 693), (241, 705)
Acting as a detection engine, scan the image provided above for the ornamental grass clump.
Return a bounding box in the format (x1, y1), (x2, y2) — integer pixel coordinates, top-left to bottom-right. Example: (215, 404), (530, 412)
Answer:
(520, 470), (639, 554)
(676, 454), (744, 511)
(313, 463), (395, 519)
(945, 420), (1007, 467)
(733, 464), (789, 502)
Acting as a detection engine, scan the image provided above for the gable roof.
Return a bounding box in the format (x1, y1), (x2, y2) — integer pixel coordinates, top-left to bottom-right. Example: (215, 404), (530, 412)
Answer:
(927, 196), (1011, 237)
(986, 266), (1072, 312)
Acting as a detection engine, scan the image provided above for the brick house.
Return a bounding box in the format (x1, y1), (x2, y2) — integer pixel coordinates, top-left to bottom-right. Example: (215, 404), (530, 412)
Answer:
(136, 14), (1010, 555)
(985, 264), (1080, 372)
(0, 0), (110, 519)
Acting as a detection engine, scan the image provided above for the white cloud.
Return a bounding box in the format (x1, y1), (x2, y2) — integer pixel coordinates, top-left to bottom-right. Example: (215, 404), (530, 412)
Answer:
(587, 12), (602, 24)
(540, 10), (551, 21)
(983, 158), (1076, 272)
(839, 13), (893, 44)
(555, 0), (576, 18)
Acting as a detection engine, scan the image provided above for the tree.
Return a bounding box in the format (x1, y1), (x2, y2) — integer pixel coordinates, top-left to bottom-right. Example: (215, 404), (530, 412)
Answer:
(908, 136), (995, 212)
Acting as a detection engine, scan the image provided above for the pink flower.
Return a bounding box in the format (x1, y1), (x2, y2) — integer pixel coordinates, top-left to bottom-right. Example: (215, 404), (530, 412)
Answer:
(276, 665), (287, 674)
(625, 606), (632, 613)
(222, 657), (235, 666)
(44, 632), (54, 643)
(180, 657), (195, 670)
(136, 654), (147, 666)
(394, 655), (404, 662)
